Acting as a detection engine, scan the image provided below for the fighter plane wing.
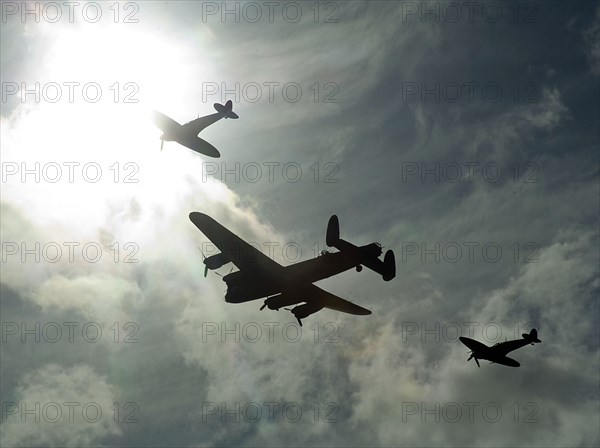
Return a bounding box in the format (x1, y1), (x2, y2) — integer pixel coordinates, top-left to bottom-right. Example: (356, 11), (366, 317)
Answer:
(491, 338), (535, 356)
(189, 212), (284, 275)
(306, 284), (371, 315)
(178, 136), (221, 158)
(459, 337), (489, 353)
(182, 113), (223, 135)
(153, 111), (181, 133)
(491, 356), (521, 367)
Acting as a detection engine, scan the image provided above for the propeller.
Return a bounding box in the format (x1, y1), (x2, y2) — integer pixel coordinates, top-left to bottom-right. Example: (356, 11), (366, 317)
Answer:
(197, 246), (209, 277)
(467, 351), (480, 368)
(283, 307), (302, 326)
(260, 296), (278, 311)
(258, 300), (303, 327)
(197, 247), (233, 278)
(160, 137), (164, 151)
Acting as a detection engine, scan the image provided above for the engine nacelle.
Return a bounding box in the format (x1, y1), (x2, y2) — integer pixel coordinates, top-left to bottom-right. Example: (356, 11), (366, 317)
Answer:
(291, 302), (324, 320)
(222, 270), (244, 285)
(204, 253), (229, 270)
(382, 250), (396, 281)
(263, 293), (302, 310)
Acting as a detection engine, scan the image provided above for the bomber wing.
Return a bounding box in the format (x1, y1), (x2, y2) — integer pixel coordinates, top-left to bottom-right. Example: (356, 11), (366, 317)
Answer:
(189, 212), (284, 276)
(305, 284), (371, 315)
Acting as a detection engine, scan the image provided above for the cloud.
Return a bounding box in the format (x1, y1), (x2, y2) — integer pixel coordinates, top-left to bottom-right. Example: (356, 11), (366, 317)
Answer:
(0, 364), (121, 447)
(582, 6), (600, 76)
(1, 3), (598, 447)
(343, 229), (599, 447)
(30, 273), (143, 321)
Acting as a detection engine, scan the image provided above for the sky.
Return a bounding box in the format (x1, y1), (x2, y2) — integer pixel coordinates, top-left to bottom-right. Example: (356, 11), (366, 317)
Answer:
(0, 1), (599, 447)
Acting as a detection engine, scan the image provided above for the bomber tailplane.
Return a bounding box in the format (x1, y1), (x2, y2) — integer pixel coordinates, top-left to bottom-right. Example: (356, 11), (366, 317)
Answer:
(326, 214), (396, 281)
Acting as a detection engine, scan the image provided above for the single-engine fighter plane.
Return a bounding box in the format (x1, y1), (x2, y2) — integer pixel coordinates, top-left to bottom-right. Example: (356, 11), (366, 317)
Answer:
(189, 212), (396, 326)
(152, 100), (238, 157)
(459, 329), (542, 368)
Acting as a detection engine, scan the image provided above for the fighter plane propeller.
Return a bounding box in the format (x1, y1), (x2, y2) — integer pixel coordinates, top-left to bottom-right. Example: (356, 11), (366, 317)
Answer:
(467, 350), (481, 367)
(197, 246), (210, 278)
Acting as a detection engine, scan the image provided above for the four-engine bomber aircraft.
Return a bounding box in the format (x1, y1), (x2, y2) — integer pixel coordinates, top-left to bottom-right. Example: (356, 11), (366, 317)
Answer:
(189, 212), (396, 326)
(153, 100), (238, 157)
(459, 329), (542, 368)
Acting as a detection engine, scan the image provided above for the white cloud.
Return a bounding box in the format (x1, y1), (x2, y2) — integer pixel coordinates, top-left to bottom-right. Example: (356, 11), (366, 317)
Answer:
(0, 364), (122, 447)
(1, 4), (598, 447)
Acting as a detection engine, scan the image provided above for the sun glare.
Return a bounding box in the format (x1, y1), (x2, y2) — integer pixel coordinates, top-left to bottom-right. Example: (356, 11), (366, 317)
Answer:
(3, 22), (225, 234)
(43, 24), (200, 107)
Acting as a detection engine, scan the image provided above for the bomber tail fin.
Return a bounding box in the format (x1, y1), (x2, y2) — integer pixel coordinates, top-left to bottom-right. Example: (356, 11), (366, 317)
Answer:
(382, 250), (396, 281)
(326, 215), (340, 247)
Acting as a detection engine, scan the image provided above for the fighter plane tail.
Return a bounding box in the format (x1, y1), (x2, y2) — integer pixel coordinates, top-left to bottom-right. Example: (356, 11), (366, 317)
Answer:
(214, 100), (239, 119)
(522, 328), (542, 344)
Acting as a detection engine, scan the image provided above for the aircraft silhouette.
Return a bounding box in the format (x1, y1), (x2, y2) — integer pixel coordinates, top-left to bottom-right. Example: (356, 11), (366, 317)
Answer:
(189, 212), (396, 326)
(459, 329), (542, 367)
(152, 100), (238, 157)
